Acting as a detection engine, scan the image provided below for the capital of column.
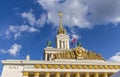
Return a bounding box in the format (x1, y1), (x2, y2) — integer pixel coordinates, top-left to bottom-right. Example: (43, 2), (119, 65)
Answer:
(103, 73), (108, 77)
(65, 72), (70, 77)
(55, 72), (60, 75)
(85, 73), (89, 77)
(34, 72), (40, 76)
(94, 73), (99, 77)
(55, 72), (60, 77)
(45, 72), (50, 77)
(23, 72), (29, 76)
(75, 73), (80, 77)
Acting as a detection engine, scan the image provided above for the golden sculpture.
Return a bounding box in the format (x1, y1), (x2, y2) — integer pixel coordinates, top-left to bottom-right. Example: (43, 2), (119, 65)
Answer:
(74, 48), (82, 57)
(52, 46), (104, 60)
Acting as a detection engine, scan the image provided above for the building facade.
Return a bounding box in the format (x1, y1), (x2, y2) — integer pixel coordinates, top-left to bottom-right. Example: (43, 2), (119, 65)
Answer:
(1, 12), (120, 77)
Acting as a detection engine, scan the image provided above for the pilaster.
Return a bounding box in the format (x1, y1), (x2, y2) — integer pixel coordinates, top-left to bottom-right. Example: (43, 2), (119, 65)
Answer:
(55, 72), (60, 77)
(103, 73), (108, 77)
(45, 72), (50, 77)
(34, 72), (40, 77)
(65, 72), (70, 77)
(23, 72), (29, 77)
(94, 73), (99, 77)
(75, 73), (80, 77)
(85, 73), (90, 77)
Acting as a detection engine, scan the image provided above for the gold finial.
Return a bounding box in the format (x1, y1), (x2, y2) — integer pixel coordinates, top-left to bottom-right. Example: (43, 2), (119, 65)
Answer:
(59, 11), (63, 17)
(59, 11), (63, 29)
(57, 11), (66, 34)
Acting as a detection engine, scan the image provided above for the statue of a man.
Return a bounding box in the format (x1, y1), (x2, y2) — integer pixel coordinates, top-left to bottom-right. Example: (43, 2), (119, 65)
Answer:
(77, 42), (82, 47)
(47, 41), (52, 47)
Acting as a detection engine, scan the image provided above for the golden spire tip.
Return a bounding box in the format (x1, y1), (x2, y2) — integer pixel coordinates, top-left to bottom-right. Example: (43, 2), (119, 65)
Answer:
(59, 11), (63, 17)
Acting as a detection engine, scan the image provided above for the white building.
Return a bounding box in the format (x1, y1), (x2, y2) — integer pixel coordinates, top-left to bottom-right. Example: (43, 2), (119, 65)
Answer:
(1, 12), (120, 77)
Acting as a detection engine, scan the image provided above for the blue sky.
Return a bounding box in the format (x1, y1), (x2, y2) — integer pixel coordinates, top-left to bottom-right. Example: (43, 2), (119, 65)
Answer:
(1, 0), (120, 75)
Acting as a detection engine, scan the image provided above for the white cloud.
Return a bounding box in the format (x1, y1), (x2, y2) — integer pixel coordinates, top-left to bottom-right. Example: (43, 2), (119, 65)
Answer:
(6, 25), (39, 39)
(85, 0), (120, 25)
(72, 34), (79, 40)
(36, 0), (120, 28)
(36, 13), (47, 27)
(37, 0), (90, 28)
(108, 52), (120, 62)
(69, 28), (81, 41)
(112, 17), (120, 25)
(0, 43), (22, 56)
(21, 11), (47, 27)
(8, 43), (22, 56)
(0, 49), (7, 54)
(21, 11), (36, 26)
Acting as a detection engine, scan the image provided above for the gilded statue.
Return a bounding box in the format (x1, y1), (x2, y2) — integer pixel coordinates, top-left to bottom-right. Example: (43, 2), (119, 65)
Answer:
(52, 47), (104, 60)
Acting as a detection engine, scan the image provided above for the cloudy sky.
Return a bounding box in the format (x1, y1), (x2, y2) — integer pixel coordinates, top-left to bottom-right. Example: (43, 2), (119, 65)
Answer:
(1, 0), (120, 75)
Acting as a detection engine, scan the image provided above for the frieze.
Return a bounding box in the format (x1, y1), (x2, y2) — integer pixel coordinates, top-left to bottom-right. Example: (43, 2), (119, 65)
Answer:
(7, 65), (19, 69)
(52, 46), (104, 60)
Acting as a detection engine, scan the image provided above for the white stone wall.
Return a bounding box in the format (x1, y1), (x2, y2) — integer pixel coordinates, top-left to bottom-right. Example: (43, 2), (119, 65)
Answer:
(1, 64), (23, 77)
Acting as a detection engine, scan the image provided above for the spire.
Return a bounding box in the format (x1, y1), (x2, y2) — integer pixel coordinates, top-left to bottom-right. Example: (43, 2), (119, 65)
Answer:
(58, 11), (66, 34)
(59, 11), (63, 29)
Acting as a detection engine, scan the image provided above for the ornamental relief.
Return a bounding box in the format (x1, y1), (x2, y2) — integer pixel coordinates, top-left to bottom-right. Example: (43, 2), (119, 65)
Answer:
(7, 65), (19, 69)
(24, 65), (34, 69)
(52, 47), (104, 60)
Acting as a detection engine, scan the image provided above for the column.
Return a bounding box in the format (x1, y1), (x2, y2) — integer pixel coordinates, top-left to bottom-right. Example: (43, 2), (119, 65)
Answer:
(45, 54), (48, 61)
(45, 72), (50, 77)
(64, 41), (66, 49)
(57, 40), (59, 48)
(94, 73), (99, 77)
(103, 73), (108, 77)
(85, 73), (90, 77)
(51, 54), (53, 59)
(65, 72), (70, 77)
(49, 54), (54, 60)
(61, 41), (63, 48)
(75, 73), (80, 77)
(55, 72), (60, 77)
(34, 72), (40, 77)
(63, 41), (65, 48)
(66, 40), (67, 49)
(23, 72), (29, 77)
(67, 40), (69, 49)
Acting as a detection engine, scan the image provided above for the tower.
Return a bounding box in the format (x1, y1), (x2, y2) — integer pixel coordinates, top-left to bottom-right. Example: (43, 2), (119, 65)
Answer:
(56, 12), (69, 49)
